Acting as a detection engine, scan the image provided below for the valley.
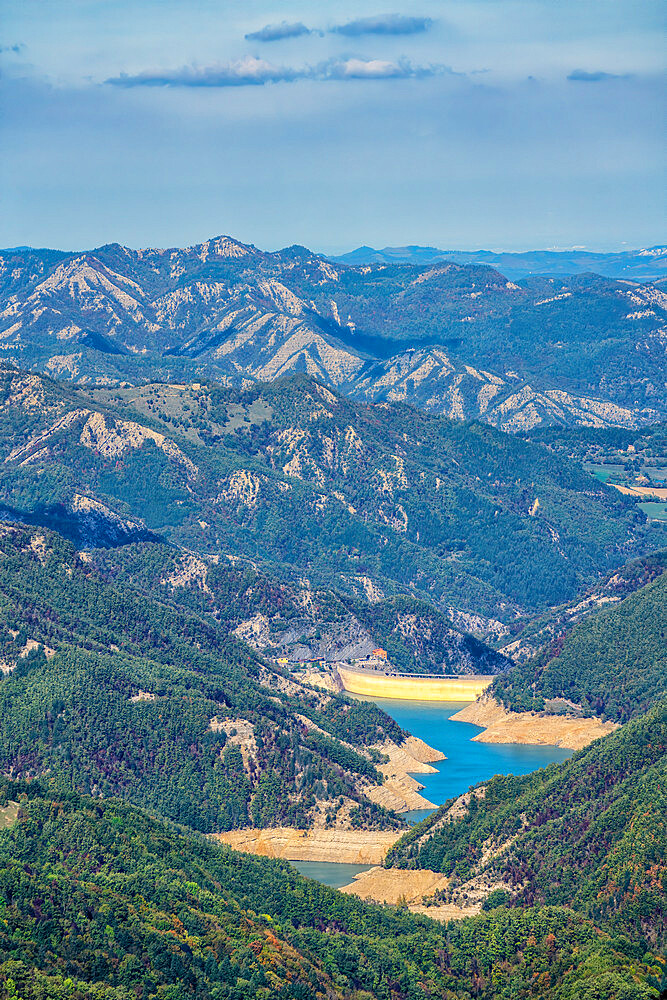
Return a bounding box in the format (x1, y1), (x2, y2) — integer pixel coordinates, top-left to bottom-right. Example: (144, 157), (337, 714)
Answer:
(5, 0), (666, 989)
(0, 275), (665, 998)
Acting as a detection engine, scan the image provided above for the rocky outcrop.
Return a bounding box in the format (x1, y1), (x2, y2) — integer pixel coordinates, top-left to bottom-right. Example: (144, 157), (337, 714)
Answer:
(1, 636), (56, 675)
(364, 773), (435, 814)
(349, 348), (662, 431)
(291, 668), (341, 693)
(376, 737), (445, 773)
(361, 737), (442, 812)
(79, 411), (198, 478)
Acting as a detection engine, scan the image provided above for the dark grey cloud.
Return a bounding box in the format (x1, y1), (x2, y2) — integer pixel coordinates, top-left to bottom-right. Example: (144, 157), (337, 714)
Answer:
(332, 15), (433, 37)
(567, 69), (629, 82)
(106, 56), (442, 88)
(245, 22), (312, 43)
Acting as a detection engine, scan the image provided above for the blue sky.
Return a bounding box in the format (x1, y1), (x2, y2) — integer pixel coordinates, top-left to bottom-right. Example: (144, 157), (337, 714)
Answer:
(1, 0), (664, 252)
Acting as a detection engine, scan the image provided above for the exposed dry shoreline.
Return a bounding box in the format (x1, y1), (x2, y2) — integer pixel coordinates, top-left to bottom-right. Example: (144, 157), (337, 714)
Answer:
(452, 695), (618, 750)
(211, 827), (401, 865)
(339, 866), (480, 921)
(367, 735), (445, 812)
(340, 866), (448, 904)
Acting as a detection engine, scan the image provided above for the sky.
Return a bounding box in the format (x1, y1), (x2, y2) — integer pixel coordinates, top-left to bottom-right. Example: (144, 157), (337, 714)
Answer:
(1, 0), (665, 253)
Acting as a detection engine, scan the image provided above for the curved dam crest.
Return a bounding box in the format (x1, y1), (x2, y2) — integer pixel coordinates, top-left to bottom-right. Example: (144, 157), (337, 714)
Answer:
(336, 665), (494, 701)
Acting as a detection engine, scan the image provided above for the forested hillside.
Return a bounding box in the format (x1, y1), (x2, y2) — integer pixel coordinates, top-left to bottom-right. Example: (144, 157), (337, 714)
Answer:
(499, 549), (667, 662)
(526, 420), (667, 466)
(388, 699), (667, 960)
(0, 366), (653, 624)
(92, 541), (509, 676)
(492, 569), (667, 720)
(0, 780), (661, 1000)
(0, 522), (408, 832)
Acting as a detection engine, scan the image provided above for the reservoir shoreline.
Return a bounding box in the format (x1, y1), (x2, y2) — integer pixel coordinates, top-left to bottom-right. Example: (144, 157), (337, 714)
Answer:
(452, 694), (619, 750)
(216, 697), (574, 869)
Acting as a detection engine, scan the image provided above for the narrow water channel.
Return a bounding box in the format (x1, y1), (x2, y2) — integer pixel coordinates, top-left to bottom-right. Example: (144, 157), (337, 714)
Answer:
(289, 861), (373, 888)
(291, 697), (572, 887)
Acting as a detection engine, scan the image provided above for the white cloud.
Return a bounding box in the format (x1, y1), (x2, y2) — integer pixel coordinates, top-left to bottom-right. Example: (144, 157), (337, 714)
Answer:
(107, 56), (443, 88)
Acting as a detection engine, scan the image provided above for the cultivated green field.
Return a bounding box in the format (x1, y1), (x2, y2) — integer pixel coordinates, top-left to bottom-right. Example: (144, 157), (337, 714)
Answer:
(639, 501), (667, 521)
(583, 462), (625, 483)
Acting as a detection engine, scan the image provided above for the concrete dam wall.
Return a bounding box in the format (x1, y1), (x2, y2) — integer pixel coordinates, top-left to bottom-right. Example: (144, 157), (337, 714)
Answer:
(337, 666), (494, 702)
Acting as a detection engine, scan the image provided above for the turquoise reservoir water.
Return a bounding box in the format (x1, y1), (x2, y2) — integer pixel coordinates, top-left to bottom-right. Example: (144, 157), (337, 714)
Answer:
(290, 697), (571, 886)
(362, 697), (572, 821)
(289, 861), (372, 888)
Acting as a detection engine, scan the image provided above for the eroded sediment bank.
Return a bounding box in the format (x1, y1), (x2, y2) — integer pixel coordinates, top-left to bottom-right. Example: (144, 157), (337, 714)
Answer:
(211, 827), (402, 865)
(452, 695), (618, 750)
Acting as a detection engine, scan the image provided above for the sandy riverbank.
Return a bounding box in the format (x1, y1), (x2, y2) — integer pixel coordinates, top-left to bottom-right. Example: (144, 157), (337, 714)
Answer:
(452, 695), (618, 750)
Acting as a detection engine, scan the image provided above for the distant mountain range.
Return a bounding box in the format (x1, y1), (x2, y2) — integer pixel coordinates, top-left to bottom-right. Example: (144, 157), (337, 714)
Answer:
(1, 235), (666, 430)
(331, 243), (667, 281)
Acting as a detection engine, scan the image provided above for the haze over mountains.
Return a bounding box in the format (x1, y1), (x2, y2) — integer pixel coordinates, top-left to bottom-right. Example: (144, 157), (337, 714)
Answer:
(332, 244), (667, 281)
(2, 235), (666, 432)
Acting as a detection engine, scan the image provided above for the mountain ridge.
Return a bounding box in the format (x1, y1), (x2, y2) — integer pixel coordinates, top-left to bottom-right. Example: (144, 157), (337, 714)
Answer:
(2, 234), (665, 430)
(1, 364), (654, 625)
